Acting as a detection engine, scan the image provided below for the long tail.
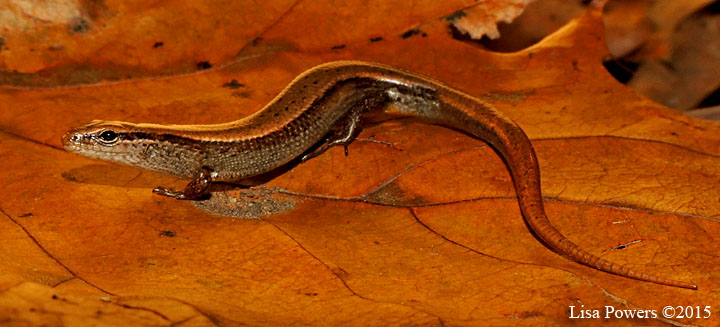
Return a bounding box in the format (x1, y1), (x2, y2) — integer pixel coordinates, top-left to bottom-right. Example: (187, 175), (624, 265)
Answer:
(432, 89), (697, 290)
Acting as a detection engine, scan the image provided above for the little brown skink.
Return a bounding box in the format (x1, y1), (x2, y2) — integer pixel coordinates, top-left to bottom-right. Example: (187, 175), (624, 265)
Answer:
(62, 60), (697, 290)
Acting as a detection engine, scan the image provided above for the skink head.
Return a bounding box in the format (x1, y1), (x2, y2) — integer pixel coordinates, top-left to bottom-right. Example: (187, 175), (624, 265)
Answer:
(62, 120), (203, 178)
(62, 120), (138, 162)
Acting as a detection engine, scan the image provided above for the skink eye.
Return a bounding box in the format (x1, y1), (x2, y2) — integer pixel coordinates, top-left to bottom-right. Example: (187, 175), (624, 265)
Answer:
(97, 130), (119, 144)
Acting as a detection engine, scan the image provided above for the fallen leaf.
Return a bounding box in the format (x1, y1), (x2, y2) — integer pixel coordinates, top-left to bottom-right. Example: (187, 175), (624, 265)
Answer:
(628, 7), (720, 110)
(447, 0), (534, 40)
(1, 1), (719, 326)
(602, 0), (719, 111)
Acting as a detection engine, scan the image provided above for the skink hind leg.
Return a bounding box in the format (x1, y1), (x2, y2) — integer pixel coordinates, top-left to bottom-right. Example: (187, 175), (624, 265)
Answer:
(153, 167), (213, 200)
(301, 107), (363, 162)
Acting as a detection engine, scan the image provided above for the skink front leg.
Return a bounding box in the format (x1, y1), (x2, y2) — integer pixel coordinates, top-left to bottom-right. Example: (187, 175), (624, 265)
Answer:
(153, 166), (213, 200)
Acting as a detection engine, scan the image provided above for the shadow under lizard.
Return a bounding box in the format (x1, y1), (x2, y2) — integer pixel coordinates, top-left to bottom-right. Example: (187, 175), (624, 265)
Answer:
(61, 60), (697, 290)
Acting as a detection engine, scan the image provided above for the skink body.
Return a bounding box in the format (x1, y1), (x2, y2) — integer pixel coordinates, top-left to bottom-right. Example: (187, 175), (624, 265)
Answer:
(62, 60), (696, 290)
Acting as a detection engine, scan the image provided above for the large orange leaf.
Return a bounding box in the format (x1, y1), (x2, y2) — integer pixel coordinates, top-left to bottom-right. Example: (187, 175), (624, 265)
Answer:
(1, 1), (718, 326)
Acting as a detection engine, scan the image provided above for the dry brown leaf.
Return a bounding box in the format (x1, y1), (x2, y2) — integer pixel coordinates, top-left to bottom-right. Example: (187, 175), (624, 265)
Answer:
(447, 0), (533, 40)
(1, 1), (719, 326)
(476, 0), (588, 52)
(0, 282), (212, 326)
(628, 9), (720, 110)
(603, 1), (653, 58)
(603, 0), (719, 110)
(647, 0), (716, 49)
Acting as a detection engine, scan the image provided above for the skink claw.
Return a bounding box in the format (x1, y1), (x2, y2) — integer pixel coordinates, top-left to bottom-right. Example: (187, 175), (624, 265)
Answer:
(152, 186), (188, 199)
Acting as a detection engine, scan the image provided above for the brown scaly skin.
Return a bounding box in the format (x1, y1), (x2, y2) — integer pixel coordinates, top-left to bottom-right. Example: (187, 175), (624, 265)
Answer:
(62, 61), (697, 290)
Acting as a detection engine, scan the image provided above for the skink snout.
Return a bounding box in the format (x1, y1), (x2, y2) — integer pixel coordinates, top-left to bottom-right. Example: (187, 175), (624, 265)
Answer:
(61, 131), (77, 146)
(61, 130), (90, 148)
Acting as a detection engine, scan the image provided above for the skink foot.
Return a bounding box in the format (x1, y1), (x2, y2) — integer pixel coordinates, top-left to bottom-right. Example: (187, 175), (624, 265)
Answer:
(153, 167), (213, 200)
